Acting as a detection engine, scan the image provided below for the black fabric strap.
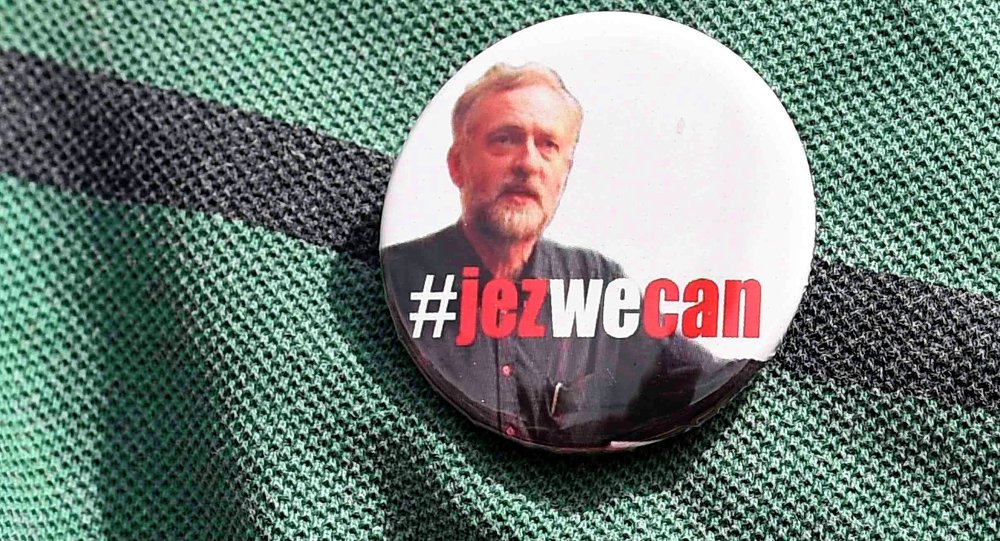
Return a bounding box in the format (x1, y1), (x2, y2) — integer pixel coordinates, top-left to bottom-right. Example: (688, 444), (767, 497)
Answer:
(2, 49), (997, 410)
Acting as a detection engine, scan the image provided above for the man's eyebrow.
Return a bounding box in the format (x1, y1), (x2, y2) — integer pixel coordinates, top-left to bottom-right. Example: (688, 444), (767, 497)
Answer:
(482, 123), (568, 143)
(534, 126), (570, 143)
(537, 128), (561, 140)
(487, 124), (526, 134)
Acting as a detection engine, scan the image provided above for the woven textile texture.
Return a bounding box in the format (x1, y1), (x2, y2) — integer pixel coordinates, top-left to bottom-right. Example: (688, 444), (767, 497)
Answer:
(1, 1), (998, 539)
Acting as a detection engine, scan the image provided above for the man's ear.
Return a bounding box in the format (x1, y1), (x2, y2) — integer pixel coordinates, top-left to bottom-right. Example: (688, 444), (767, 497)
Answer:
(559, 153), (575, 195)
(447, 144), (464, 188)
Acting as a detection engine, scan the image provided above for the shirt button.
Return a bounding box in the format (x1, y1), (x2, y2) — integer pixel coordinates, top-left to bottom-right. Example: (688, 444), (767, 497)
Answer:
(504, 425), (517, 437)
(500, 364), (513, 377)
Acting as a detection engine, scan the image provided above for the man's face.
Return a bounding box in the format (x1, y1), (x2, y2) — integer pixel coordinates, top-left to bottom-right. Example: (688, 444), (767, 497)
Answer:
(449, 84), (579, 242)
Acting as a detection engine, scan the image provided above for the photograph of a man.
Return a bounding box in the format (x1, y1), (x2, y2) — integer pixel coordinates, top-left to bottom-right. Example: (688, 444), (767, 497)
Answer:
(381, 62), (759, 450)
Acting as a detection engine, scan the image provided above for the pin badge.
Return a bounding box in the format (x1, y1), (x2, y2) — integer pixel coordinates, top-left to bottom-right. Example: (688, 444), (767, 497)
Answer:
(379, 13), (815, 452)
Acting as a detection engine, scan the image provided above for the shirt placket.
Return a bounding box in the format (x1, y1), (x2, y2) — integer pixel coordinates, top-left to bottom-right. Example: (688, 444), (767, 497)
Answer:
(495, 303), (523, 440)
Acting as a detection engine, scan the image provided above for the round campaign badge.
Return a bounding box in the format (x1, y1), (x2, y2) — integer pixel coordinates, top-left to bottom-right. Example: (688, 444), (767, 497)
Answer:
(379, 12), (815, 452)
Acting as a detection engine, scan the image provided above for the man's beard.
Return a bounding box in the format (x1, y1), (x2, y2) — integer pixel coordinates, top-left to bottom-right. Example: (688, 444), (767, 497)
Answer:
(474, 199), (548, 241)
(465, 183), (551, 242)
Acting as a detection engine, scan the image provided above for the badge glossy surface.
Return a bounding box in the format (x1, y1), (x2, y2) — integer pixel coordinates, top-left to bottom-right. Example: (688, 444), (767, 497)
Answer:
(379, 13), (815, 452)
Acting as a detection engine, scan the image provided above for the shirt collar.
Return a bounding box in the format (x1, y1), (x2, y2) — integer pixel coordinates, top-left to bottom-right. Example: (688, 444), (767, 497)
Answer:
(447, 221), (555, 281)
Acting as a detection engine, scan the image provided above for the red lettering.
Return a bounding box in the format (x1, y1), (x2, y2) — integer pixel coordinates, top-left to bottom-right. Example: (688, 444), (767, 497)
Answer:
(482, 278), (517, 338)
(455, 267), (480, 346)
(723, 279), (761, 338)
(682, 279), (719, 338)
(455, 275), (760, 343)
(642, 279), (679, 338)
(518, 279), (548, 338)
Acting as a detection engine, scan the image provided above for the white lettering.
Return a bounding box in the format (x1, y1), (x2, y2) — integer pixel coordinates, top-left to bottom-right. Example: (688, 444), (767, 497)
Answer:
(549, 279), (603, 338)
(602, 278), (641, 338)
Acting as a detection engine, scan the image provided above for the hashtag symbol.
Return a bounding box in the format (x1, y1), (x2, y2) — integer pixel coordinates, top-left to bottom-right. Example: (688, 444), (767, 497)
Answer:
(409, 274), (457, 338)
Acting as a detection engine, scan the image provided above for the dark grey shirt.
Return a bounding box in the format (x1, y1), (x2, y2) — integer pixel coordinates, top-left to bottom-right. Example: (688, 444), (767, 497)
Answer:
(381, 223), (758, 450)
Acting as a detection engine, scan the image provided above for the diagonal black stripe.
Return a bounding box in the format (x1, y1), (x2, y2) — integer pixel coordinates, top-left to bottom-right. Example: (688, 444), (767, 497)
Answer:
(0, 49), (390, 267)
(2, 49), (998, 411)
(782, 260), (1000, 409)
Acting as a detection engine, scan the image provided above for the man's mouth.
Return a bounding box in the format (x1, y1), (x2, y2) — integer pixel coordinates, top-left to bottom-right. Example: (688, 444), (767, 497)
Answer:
(498, 188), (540, 205)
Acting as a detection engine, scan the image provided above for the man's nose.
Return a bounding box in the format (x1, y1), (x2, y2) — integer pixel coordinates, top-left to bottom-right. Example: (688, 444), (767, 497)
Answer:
(512, 139), (544, 179)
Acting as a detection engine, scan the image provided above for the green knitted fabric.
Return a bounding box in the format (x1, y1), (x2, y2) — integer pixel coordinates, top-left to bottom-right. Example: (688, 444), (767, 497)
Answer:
(1, 1), (998, 539)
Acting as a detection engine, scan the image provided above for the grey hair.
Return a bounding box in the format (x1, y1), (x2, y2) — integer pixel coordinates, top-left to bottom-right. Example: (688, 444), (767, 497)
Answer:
(450, 62), (583, 144)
